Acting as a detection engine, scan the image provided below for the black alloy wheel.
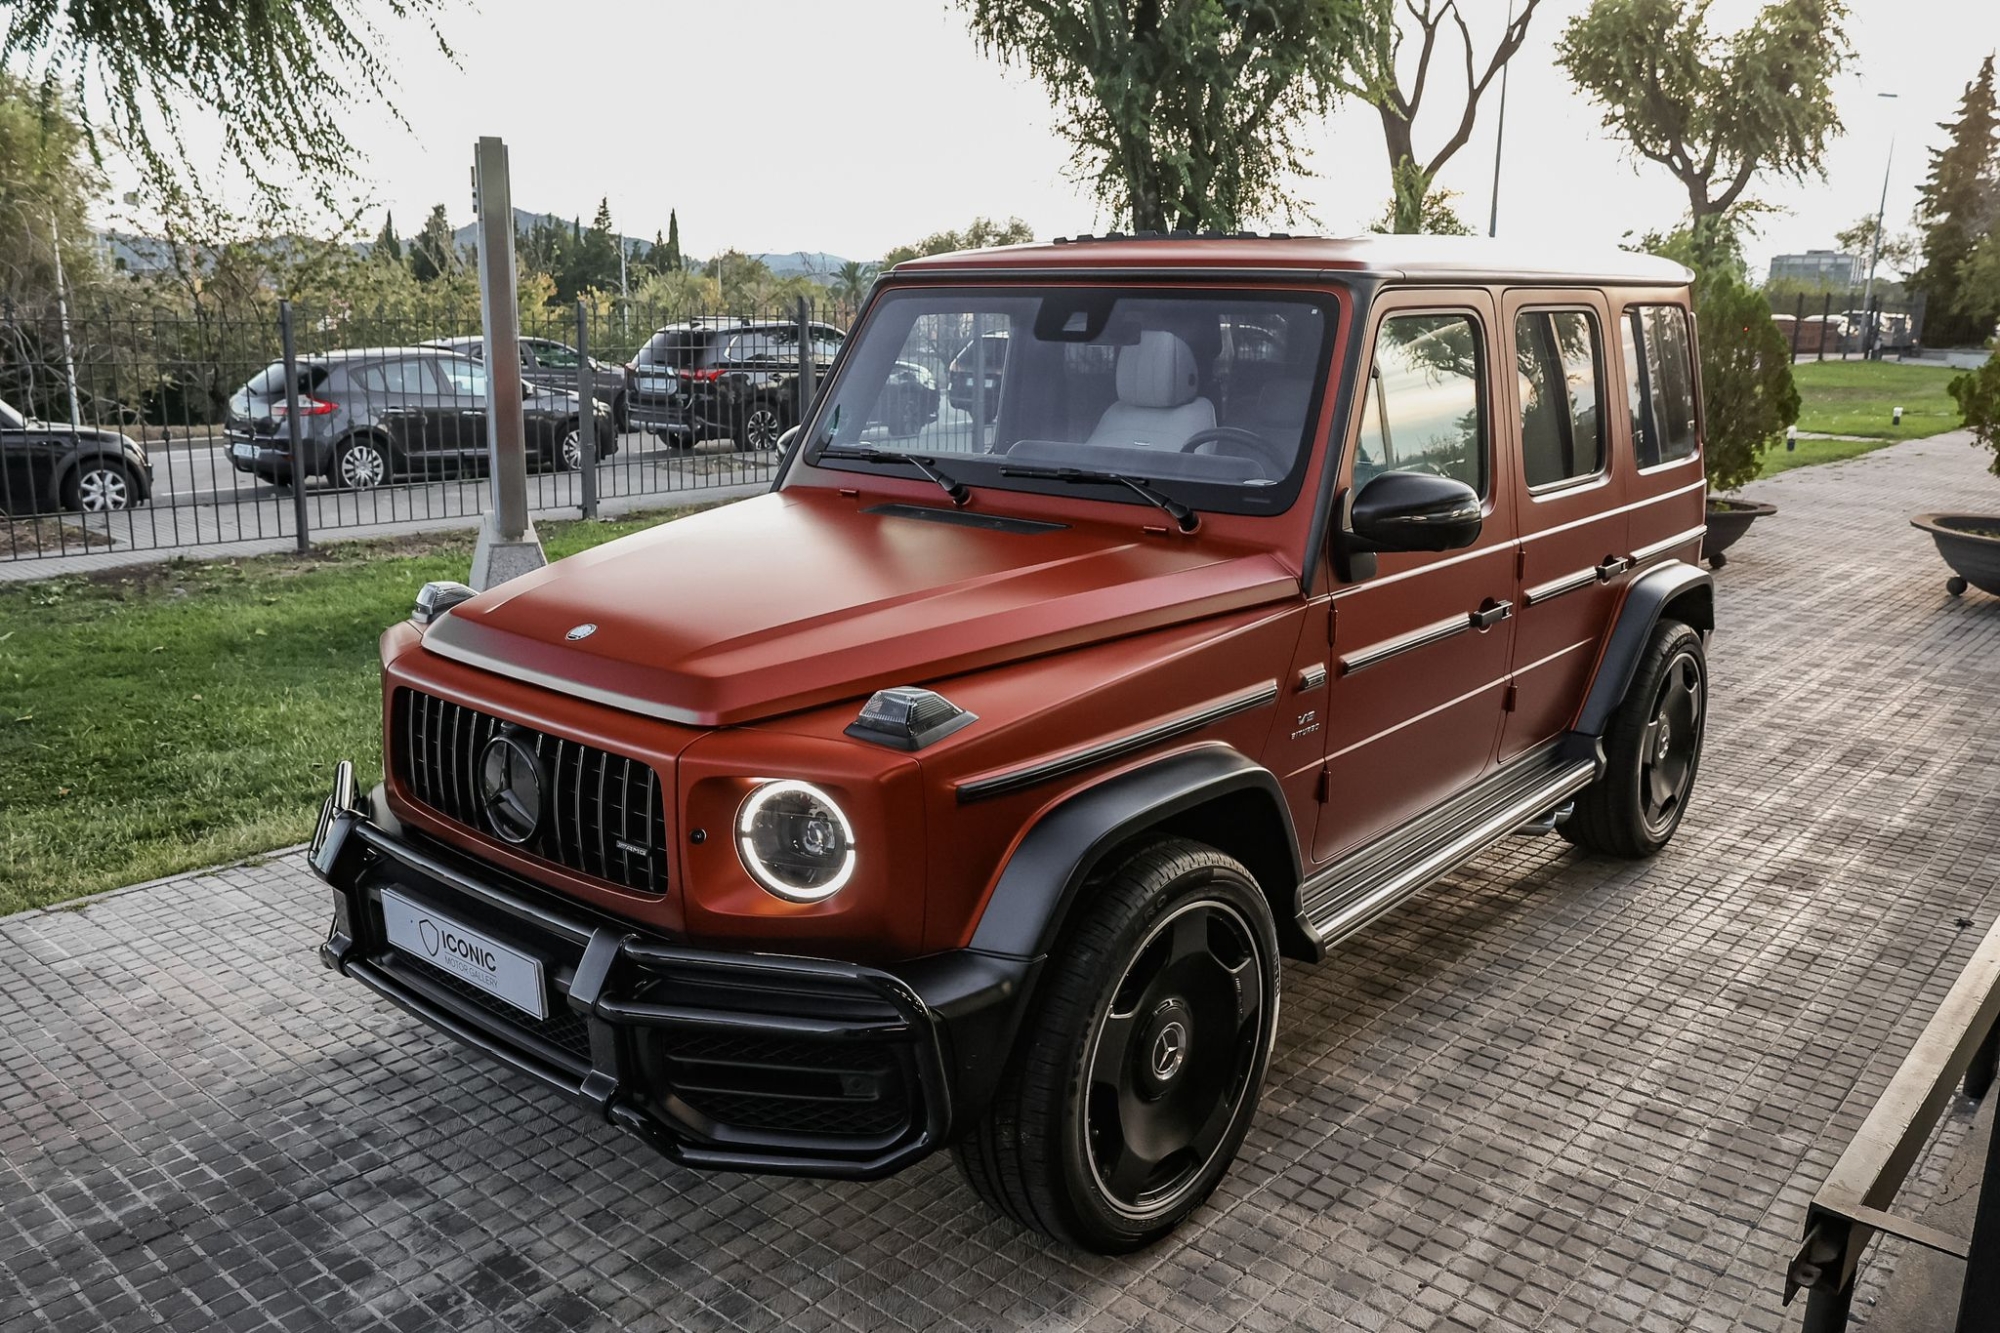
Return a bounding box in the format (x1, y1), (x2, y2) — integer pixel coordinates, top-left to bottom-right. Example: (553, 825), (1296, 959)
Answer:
(954, 837), (1279, 1252)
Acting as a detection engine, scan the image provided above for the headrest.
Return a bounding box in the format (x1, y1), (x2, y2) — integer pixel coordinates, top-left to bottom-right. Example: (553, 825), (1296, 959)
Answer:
(1115, 331), (1200, 409)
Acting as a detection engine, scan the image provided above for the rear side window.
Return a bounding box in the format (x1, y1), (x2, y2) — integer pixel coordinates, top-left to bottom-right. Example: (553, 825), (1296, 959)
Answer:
(533, 341), (580, 369)
(1354, 312), (1487, 496)
(244, 362), (330, 397)
(637, 330), (711, 368)
(349, 360), (435, 396)
(1515, 310), (1605, 488)
(1624, 305), (1698, 467)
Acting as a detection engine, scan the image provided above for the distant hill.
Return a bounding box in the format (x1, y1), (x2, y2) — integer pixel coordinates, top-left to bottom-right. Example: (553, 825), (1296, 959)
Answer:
(94, 210), (854, 280)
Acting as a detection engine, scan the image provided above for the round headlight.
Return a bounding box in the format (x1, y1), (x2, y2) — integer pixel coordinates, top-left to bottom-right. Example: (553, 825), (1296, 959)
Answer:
(736, 780), (856, 902)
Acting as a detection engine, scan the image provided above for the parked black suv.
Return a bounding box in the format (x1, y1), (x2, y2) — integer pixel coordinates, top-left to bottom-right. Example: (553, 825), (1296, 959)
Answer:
(625, 319), (847, 450)
(0, 398), (154, 514)
(428, 336), (630, 431)
(226, 349), (615, 489)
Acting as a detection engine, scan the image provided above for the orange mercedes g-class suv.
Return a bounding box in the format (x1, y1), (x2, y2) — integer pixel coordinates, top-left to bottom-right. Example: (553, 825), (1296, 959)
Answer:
(311, 235), (1712, 1252)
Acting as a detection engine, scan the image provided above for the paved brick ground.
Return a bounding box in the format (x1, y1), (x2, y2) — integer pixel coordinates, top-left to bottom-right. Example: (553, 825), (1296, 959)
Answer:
(4, 433), (1999, 1333)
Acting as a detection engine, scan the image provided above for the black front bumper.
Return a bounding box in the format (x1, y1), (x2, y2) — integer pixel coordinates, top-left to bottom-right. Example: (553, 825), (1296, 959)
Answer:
(307, 764), (1036, 1180)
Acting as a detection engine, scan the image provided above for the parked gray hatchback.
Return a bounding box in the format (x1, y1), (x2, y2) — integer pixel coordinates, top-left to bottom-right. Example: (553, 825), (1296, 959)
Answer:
(226, 348), (615, 489)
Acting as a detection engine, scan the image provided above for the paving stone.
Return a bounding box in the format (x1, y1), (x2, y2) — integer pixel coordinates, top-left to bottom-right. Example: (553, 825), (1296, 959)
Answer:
(3, 433), (1999, 1330)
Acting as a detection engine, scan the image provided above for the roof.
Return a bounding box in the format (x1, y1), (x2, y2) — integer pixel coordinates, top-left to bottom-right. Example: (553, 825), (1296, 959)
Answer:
(299, 346), (478, 364)
(891, 233), (1691, 286)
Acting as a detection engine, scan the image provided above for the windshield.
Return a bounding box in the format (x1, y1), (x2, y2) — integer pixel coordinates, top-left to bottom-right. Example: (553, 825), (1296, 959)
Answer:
(802, 288), (1334, 517)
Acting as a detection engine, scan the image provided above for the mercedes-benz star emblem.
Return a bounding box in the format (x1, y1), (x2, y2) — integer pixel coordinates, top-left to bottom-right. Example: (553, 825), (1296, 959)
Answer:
(1152, 1021), (1188, 1080)
(477, 731), (544, 845)
(565, 623), (597, 641)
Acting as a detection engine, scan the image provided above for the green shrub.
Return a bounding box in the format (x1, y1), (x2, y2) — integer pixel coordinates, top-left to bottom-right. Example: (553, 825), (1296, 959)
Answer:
(1694, 268), (1802, 492)
(1949, 345), (2000, 476)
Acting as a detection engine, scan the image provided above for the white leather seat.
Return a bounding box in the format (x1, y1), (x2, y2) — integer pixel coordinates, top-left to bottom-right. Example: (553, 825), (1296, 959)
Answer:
(1085, 331), (1215, 453)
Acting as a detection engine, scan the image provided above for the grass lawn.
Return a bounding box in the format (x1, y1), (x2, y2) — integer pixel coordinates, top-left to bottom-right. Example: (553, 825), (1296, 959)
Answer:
(1756, 359), (1967, 478)
(0, 504), (721, 916)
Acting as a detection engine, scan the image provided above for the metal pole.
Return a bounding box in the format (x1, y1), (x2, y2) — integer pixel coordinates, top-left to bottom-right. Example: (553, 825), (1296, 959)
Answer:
(278, 300), (310, 554)
(1487, 0), (1515, 238)
(576, 299), (598, 521)
(1860, 93), (1898, 361)
(474, 136), (528, 541)
(47, 214), (83, 434)
(1792, 292), (1805, 359)
(1819, 292), (1832, 362)
(1802, 1282), (1854, 1333)
(1955, 1103), (2000, 1333)
(795, 296), (815, 423)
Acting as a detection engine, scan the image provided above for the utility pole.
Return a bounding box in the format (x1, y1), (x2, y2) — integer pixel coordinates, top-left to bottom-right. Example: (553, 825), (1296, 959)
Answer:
(468, 136), (547, 589)
(1860, 92), (1898, 360)
(1487, 0), (1515, 237)
(46, 214), (83, 433)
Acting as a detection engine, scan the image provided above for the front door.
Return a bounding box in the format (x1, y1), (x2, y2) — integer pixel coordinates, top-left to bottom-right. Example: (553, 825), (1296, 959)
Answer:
(1499, 294), (1629, 761)
(429, 356), (490, 469)
(1315, 293), (1517, 863)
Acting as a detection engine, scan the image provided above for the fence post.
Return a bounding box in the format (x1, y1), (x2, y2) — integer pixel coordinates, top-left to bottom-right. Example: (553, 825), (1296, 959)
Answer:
(1791, 292), (1805, 359)
(279, 300), (311, 554)
(576, 299), (598, 521)
(1955, 1097), (2000, 1333)
(796, 295), (816, 424)
(1819, 292), (1832, 362)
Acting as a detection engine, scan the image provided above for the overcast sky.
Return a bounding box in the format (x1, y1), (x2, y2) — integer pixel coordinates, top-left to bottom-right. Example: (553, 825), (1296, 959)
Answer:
(127, 0), (1996, 279)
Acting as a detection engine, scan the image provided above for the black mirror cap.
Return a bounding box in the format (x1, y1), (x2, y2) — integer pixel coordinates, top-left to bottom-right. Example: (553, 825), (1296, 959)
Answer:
(1347, 471), (1483, 553)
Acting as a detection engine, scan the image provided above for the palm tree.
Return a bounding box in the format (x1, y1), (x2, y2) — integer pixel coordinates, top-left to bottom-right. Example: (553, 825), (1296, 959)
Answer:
(831, 260), (878, 316)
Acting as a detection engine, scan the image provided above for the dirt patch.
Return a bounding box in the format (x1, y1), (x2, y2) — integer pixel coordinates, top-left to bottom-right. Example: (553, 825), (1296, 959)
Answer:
(2, 518), (117, 558)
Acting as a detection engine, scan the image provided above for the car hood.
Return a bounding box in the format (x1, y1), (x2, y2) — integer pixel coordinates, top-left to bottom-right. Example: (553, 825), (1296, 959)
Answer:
(420, 490), (1299, 726)
(11, 422), (136, 450)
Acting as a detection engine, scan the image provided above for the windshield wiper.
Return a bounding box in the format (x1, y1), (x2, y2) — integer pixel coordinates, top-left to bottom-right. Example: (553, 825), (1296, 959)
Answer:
(998, 464), (1199, 533)
(816, 446), (971, 508)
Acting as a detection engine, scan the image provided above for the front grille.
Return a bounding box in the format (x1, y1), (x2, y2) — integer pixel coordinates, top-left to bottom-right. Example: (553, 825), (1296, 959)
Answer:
(393, 688), (667, 895)
(657, 1033), (912, 1138)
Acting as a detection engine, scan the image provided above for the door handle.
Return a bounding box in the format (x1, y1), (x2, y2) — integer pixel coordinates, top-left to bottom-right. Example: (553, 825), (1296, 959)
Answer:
(1596, 555), (1634, 581)
(459, 409), (484, 418)
(1471, 599), (1513, 630)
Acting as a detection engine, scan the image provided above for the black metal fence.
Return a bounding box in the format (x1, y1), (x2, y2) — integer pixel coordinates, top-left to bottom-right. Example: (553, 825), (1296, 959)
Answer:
(1764, 288), (1929, 360)
(0, 296), (865, 564)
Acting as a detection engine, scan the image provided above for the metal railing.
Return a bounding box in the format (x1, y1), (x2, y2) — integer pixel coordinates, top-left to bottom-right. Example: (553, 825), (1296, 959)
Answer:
(0, 294), (860, 564)
(1765, 288), (1929, 361)
(1785, 913), (2000, 1332)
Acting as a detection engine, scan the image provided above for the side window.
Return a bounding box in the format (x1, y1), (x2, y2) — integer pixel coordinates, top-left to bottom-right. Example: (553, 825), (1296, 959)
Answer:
(353, 360), (433, 396)
(533, 341), (580, 370)
(435, 358), (487, 399)
(1514, 310), (1605, 488)
(1354, 312), (1486, 495)
(1624, 305), (1698, 468)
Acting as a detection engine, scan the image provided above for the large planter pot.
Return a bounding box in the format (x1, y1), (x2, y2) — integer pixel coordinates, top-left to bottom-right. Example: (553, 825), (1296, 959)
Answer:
(1701, 498), (1777, 568)
(1912, 513), (2000, 597)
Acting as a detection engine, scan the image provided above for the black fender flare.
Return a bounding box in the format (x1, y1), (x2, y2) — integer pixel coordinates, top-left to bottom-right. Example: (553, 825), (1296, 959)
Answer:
(1576, 560), (1714, 736)
(968, 743), (1304, 962)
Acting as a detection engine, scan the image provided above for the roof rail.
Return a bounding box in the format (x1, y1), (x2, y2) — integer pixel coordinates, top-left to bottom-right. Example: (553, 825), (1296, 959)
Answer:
(1052, 231), (1299, 244)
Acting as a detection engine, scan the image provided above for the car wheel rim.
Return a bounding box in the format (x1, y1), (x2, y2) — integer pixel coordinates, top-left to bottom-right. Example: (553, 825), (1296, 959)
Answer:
(1081, 897), (1267, 1221)
(1639, 650), (1703, 833)
(747, 409), (780, 449)
(561, 431), (583, 470)
(77, 468), (129, 512)
(342, 446), (386, 488)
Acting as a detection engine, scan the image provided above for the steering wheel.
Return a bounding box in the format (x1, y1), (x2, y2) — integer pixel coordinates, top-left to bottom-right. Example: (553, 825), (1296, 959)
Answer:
(1177, 425), (1289, 476)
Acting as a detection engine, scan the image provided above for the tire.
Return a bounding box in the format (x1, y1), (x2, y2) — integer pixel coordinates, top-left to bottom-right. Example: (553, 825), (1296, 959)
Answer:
(64, 458), (135, 513)
(1561, 619), (1707, 858)
(547, 423), (583, 472)
(331, 437), (391, 490)
(953, 837), (1280, 1253)
(612, 392), (630, 433)
(736, 401), (785, 451)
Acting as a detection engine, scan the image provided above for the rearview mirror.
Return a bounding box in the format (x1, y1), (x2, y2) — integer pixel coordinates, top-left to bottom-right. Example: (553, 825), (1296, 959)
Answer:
(1346, 471), (1482, 553)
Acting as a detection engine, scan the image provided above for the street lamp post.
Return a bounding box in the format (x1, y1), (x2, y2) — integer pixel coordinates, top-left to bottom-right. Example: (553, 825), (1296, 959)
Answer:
(1487, 0), (1516, 237)
(1860, 92), (1898, 359)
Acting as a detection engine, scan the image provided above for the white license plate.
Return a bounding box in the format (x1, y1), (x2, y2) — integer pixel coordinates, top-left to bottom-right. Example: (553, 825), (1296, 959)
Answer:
(635, 374), (678, 394)
(381, 889), (548, 1020)
(230, 443), (257, 460)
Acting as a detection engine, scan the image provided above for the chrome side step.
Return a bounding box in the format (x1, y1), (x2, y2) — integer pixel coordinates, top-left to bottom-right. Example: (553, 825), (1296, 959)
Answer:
(1299, 739), (1601, 951)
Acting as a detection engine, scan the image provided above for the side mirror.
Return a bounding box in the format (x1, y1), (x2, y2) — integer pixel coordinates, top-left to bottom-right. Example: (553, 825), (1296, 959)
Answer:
(521, 381), (536, 399)
(775, 425), (801, 454)
(1347, 471), (1483, 553)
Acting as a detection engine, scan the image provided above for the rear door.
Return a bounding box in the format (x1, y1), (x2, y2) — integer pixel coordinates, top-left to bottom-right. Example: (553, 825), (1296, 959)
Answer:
(1617, 299), (1708, 568)
(1316, 291), (1518, 862)
(1499, 293), (1628, 761)
(345, 358), (431, 465)
(429, 356), (489, 465)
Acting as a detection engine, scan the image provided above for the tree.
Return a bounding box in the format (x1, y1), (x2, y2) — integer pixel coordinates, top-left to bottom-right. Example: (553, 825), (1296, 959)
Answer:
(830, 260), (878, 312)
(665, 210), (683, 270)
(556, 197), (622, 302)
(409, 205), (458, 284)
(882, 217), (1034, 268)
(1911, 56), (2000, 347)
(1834, 215), (1916, 277)
(0, 0), (455, 221)
(0, 73), (103, 310)
(1557, 0), (1852, 260)
(958, 0), (1374, 232)
(1949, 339), (2000, 475)
(1368, 170), (1472, 235)
(374, 212), (403, 266)
(1350, 0), (1542, 233)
